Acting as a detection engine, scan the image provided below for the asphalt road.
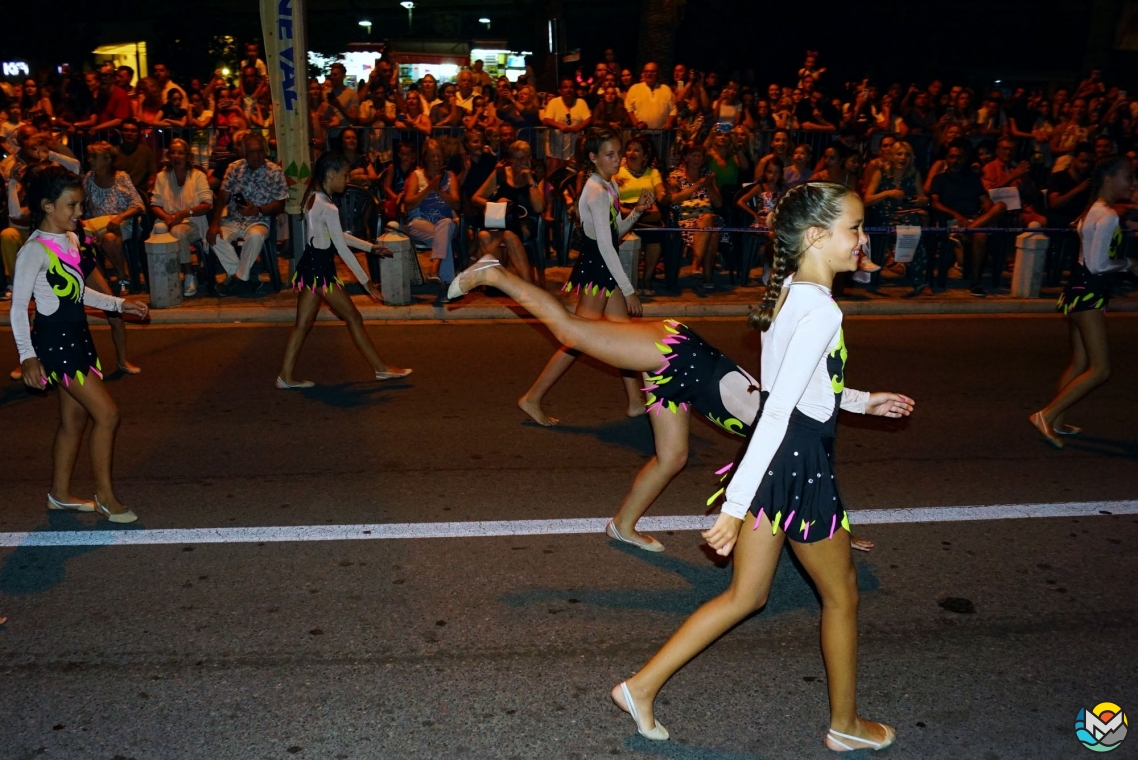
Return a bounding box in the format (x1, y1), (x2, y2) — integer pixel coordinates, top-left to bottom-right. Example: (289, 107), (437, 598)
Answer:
(1, 315), (1136, 760)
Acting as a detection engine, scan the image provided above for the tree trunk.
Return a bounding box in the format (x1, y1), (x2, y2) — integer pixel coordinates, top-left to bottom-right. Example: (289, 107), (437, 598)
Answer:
(638, 0), (684, 72)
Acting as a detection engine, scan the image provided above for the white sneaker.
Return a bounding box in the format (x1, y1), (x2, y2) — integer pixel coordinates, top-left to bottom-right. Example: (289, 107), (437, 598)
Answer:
(183, 274), (198, 297)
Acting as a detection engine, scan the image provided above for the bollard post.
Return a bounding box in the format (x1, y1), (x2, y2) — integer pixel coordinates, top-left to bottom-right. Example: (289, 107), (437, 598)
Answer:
(1011, 221), (1049, 298)
(377, 227), (414, 305)
(618, 232), (641, 292)
(144, 222), (183, 308)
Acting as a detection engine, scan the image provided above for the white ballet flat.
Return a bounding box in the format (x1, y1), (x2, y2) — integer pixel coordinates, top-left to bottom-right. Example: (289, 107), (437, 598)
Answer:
(447, 258), (501, 300)
(47, 494), (96, 513)
(606, 519), (664, 553)
(276, 377), (315, 389)
(95, 498), (138, 524)
(826, 724), (896, 752)
(375, 369), (413, 381)
(614, 682), (668, 741)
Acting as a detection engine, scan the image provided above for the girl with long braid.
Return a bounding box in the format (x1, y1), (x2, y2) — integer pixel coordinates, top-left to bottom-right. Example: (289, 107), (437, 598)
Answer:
(605, 182), (912, 752)
(516, 127), (650, 426)
(1031, 155), (1138, 446)
(276, 152), (411, 388)
(10, 165), (149, 523)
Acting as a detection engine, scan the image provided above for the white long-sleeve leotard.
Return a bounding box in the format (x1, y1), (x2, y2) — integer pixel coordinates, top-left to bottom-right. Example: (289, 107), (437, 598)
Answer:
(580, 174), (638, 297)
(721, 280), (869, 519)
(1077, 200), (1129, 275)
(11, 230), (124, 363)
(306, 192), (372, 285)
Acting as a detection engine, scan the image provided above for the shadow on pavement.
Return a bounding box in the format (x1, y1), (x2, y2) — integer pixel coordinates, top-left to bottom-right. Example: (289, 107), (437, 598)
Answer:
(1061, 435), (1138, 459)
(522, 416), (658, 458)
(0, 511), (145, 595)
(501, 541), (879, 619)
(0, 382), (38, 410)
(293, 381), (412, 409)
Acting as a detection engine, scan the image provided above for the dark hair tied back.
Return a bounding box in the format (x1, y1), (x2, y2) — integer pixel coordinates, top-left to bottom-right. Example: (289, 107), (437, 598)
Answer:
(27, 164), (83, 231)
(748, 181), (854, 332)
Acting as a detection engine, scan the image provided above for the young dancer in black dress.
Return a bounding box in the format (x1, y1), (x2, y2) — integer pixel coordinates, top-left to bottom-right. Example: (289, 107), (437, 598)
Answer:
(1031, 155), (1138, 447)
(10, 166), (149, 522)
(517, 128), (650, 426)
(276, 152), (411, 388)
(604, 182), (913, 752)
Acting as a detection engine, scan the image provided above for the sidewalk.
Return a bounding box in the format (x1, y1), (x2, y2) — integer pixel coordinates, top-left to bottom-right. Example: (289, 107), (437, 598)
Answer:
(2, 259), (1135, 326)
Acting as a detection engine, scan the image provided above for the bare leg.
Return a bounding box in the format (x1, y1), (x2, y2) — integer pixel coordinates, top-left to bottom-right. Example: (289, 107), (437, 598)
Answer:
(792, 531), (892, 748)
(278, 288), (323, 382)
(1040, 309), (1110, 424)
(698, 214), (719, 285)
(469, 265), (667, 374)
(641, 242), (662, 291)
(59, 375), (128, 514)
(101, 232), (128, 281)
(612, 406), (689, 543)
(617, 511), (786, 730)
(502, 231), (534, 284)
(1051, 319), (1088, 432)
(49, 384), (92, 505)
(322, 284), (409, 375)
(602, 293), (647, 417)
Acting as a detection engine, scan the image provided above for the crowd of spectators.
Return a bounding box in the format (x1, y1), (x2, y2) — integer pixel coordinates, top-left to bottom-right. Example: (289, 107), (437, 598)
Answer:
(2, 45), (1137, 301)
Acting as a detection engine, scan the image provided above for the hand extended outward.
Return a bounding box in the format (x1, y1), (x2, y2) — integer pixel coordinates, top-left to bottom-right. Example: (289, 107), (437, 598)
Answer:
(703, 391), (915, 556)
(633, 188), (654, 214)
(365, 281), (384, 302)
(121, 301), (149, 320)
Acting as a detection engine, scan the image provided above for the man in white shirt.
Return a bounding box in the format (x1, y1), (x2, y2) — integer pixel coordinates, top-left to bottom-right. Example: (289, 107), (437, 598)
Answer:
(625, 62), (675, 130)
(455, 70), (477, 113)
(541, 77), (593, 173)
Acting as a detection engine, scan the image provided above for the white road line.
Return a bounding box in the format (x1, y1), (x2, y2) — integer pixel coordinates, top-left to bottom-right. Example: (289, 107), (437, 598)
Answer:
(0, 501), (1134, 548)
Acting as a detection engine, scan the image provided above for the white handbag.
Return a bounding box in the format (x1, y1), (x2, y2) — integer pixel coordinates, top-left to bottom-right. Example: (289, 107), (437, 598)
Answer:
(484, 201), (508, 229)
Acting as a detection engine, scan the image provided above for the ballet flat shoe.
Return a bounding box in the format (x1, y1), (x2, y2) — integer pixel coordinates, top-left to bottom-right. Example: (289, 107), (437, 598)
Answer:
(95, 498), (138, 524)
(606, 519), (664, 553)
(447, 258), (501, 300)
(825, 724), (896, 752)
(276, 377), (315, 389)
(47, 493), (96, 512)
(614, 682), (669, 741)
(375, 369), (413, 381)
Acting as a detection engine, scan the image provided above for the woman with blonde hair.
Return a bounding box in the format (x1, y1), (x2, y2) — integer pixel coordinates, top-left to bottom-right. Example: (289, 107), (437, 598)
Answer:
(150, 138), (213, 296)
(472, 140), (544, 284)
(864, 140), (930, 296)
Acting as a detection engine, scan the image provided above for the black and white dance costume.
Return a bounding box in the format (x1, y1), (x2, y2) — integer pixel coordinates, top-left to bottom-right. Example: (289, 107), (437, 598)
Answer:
(564, 174), (639, 298)
(1057, 200), (1129, 315)
(718, 280), (869, 543)
(642, 319), (761, 438)
(10, 231), (124, 386)
(291, 192), (373, 293)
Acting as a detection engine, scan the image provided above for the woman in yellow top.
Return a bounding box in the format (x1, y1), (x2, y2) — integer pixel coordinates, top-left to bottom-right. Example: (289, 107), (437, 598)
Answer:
(614, 134), (668, 293)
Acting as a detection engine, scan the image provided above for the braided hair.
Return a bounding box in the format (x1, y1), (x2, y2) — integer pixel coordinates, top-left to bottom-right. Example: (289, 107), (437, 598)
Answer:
(748, 181), (854, 332)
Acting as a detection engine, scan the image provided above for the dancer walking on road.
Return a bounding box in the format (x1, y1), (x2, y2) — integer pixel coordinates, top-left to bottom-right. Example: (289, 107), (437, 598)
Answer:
(604, 182), (912, 751)
(277, 152), (411, 388)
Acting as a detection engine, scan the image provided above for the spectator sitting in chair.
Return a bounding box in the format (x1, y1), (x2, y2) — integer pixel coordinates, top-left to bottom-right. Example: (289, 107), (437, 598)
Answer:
(340, 128), (379, 185)
(403, 138), (460, 290)
(151, 138), (213, 296)
(929, 139), (1007, 297)
(82, 141), (147, 293)
(207, 132), (288, 297)
(114, 118), (158, 199)
(472, 140), (545, 286)
(982, 136), (1046, 225)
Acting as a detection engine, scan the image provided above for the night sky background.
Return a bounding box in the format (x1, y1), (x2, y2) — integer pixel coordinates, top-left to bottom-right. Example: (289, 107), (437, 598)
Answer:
(3, 0), (1126, 90)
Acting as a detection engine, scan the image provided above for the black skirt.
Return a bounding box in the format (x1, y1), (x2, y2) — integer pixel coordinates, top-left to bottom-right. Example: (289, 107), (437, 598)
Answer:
(1057, 261), (1114, 314)
(292, 243), (344, 293)
(643, 320), (758, 437)
(32, 320), (103, 387)
(564, 233), (620, 297)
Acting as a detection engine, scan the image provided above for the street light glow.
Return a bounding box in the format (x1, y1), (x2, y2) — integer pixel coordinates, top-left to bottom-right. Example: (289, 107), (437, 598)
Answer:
(479, 17), (490, 23)
(400, 1), (414, 8)
(359, 20), (372, 27)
